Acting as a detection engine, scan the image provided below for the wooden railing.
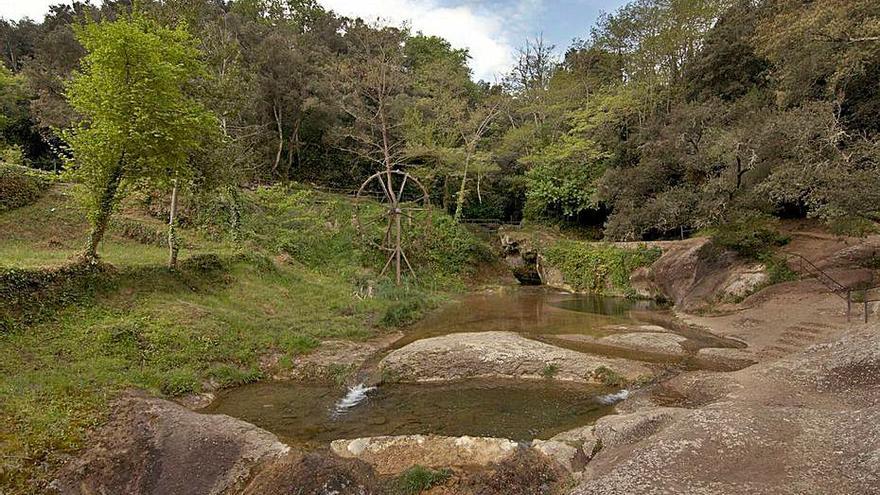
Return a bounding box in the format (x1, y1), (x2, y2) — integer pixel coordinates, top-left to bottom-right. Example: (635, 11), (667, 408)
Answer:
(782, 251), (880, 322)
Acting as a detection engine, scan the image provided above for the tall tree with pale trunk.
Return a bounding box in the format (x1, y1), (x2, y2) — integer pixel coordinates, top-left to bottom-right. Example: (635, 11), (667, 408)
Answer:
(64, 13), (219, 266)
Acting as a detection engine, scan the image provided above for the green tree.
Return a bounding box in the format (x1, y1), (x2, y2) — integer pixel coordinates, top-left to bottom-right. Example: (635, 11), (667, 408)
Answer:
(64, 14), (219, 265)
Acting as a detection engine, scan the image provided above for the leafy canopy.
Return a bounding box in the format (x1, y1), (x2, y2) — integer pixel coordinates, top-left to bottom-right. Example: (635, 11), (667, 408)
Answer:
(64, 13), (219, 217)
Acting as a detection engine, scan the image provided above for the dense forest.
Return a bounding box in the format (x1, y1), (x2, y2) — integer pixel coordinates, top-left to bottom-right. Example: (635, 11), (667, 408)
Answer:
(1, 0), (878, 242)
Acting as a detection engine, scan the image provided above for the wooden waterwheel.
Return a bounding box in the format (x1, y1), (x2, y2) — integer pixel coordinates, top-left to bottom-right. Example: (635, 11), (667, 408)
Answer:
(355, 169), (431, 285)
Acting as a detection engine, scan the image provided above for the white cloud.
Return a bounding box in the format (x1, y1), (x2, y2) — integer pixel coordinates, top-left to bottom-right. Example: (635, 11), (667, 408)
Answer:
(320, 0), (539, 81)
(1, 0), (537, 81)
(0, 0), (92, 22)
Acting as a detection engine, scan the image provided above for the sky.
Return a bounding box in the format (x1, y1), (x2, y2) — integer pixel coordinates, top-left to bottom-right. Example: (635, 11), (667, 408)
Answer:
(0, 0), (629, 81)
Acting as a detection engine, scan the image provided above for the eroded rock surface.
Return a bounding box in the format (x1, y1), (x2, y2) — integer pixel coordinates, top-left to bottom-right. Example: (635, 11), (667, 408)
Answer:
(574, 324), (880, 495)
(330, 435), (519, 475)
(600, 332), (688, 356)
(51, 394), (290, 495)
(629, 238), (770, 311)
(696, 346), (757, 369)
(380, 331), (652, 383)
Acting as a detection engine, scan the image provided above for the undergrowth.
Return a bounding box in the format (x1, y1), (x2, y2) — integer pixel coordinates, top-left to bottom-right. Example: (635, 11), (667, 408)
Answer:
(396, 465), (452, 494)
(543, 241), (661, 296)
(0, 181), (487, 493)
(0, 163), (55, 212)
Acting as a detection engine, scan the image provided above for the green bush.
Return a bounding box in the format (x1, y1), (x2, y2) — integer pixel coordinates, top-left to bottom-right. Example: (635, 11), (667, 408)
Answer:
(379, 290), (430, 328)
(829, 216), (877, 237)
(396, 465), (452, 494)
(762, 254), (798, 285)
(0, 163), (52, 212)
(543, 241), (662, 296)
(709, 214), (790, 259)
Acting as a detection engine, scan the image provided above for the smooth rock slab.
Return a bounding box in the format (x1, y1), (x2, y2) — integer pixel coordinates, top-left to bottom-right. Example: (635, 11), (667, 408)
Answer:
(330, 435), (519, 475)
(379, 331), (652, 383)
(697, 347), (757, 369)
(593, 407), (686, 451)
(600, 332), (689, 356)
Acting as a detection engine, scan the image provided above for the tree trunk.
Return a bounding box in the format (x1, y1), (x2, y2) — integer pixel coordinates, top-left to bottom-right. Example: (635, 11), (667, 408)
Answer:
(272, 103), (284, 178)
(84, 159), (125, 262)
(168, 179), (180, 270)
(454, 155), (470, 222)
(442, 174), (450, 211)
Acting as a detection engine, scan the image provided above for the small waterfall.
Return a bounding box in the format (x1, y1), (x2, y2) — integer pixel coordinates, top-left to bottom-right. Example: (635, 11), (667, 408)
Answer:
(331, 383), (375, 417)
(596, 389), (629, 405)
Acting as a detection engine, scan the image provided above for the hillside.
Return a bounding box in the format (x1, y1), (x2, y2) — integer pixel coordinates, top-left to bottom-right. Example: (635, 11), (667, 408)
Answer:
(0, 177), (490, 492)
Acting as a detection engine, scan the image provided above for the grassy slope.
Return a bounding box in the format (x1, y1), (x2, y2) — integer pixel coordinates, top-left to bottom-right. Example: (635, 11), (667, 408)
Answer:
(0, 181), (488, 493)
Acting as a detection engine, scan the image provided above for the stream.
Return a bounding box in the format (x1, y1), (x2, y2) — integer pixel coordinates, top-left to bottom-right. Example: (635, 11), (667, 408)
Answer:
(201, 286), (741, 447)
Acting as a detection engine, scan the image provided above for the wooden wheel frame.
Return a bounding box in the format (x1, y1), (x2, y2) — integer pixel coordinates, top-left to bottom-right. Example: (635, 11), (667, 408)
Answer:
(355, 169), (431, 284)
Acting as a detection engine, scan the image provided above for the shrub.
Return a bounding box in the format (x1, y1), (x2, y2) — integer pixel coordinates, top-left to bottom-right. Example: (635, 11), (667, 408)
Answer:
(1, 144), (25, 165)
(828, 216), (877, 237)
(541, 363), (560, 379)
(594, 365), (627, 387)
(396, 465), (451, 494)
(379, 294), (428, 328)
(543, 241), (662, 296)
(0, 163), (52, 212)
(709, 214), (789, 259)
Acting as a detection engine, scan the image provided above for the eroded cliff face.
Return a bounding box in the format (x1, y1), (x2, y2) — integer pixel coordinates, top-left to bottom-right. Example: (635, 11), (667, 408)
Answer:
(499, 231), (543, 285)
(499, 230), (771, 311)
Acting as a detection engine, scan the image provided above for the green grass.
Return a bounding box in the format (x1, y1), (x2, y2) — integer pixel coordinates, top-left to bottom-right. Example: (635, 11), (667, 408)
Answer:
(0, 181), (488, 493)
(541, 363), (560, 379)
(395, 465), (452, 494)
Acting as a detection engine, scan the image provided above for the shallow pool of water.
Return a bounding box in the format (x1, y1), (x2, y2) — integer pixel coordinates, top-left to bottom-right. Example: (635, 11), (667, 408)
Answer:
(393, 286), (660, 348)
(201, 379), (616, 448)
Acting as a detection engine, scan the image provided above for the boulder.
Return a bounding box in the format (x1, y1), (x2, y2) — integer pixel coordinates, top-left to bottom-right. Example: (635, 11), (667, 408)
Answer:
(696, 347), (758, 369)
(630, 238), (770, 311)
(51, 394), (290, 495)
(379, 331), (652, 384)
(330, 435), (519, 475)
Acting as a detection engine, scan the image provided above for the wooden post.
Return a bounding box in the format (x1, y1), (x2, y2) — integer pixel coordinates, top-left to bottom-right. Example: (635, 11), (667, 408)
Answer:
(847, 289), (852, 322)
(168, 178), (179, 269)
(395, 210), (402, 285)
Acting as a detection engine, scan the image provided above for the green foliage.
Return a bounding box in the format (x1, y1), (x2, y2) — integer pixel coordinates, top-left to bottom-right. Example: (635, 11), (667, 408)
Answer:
(708, 214), (790, 259)
(829, 217), (878, 238)
(0, 163), (52, 212)
(159, 367), (200, 396)
(541, 363), (560, 379)
(543, 241), (662, 296)
(379, 294), (429, 328)
(64, 13), (220, 257)
(523, 135), (608, 219)
(207, 364), (263, 388)
(762, 254), (798, 286)
(594, 366), (627, 388)
(396, 465), (452, 494)
(0, 144), (24, 165)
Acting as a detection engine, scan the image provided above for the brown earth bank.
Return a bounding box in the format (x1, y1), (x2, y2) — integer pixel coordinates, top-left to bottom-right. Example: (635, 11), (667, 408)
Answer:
(47, 231), (880, 494)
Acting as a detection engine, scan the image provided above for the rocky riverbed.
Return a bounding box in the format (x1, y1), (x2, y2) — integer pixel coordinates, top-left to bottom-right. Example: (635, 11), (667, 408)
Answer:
(49, 232), (880, 494)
